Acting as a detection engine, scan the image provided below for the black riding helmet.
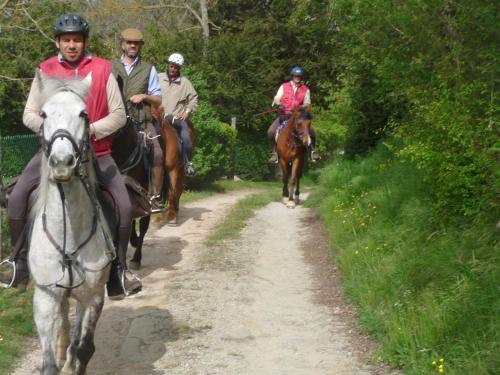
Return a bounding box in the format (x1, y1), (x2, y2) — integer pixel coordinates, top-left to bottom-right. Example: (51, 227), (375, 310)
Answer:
(53, 13), (89, 37)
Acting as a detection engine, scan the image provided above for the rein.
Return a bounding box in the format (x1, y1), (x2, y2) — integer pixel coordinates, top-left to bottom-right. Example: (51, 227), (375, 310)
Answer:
(39, 122), (115, 290)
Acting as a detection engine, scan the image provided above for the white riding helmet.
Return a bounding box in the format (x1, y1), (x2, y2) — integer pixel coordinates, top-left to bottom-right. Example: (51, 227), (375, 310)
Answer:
(167, 53), (184, 67)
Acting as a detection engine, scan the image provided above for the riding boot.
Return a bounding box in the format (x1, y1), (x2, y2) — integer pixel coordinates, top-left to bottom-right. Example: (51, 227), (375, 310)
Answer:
(184, 160), (196, 177)
(106, 227), (142, 299)
(0, 218), (29, 290)
(151, 165), (164, 212)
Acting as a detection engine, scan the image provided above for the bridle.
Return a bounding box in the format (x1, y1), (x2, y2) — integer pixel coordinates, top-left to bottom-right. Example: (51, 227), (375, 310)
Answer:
(40, 110), (90, 170)
(37, 111), (115, 290)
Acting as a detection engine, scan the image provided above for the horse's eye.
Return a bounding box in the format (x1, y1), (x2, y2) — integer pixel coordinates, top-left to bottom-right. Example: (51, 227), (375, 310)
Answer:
(79, 110), (88, 118)
(40, 111), (47, 119)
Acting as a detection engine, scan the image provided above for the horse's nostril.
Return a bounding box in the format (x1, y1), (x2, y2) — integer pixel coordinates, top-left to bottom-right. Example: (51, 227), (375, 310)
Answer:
(48, 155), (57, 168)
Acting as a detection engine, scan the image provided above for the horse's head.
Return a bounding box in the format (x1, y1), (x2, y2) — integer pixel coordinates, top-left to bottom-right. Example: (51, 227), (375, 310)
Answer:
(290, 107), (313, 147)
(39, 73), (91, 182)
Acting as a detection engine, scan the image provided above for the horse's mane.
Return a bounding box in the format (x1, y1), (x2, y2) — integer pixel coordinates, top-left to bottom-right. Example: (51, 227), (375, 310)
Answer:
(286, 107), (312, 128)
(39, 75), (89, 104)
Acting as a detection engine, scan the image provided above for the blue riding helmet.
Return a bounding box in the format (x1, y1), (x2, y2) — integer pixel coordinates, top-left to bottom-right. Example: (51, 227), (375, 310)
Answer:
(290, 66), (304, 76)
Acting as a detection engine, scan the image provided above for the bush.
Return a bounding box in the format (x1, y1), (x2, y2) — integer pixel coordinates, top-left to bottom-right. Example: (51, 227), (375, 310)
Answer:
(1, 134), (40, 178)
(234, 130), (273, 181)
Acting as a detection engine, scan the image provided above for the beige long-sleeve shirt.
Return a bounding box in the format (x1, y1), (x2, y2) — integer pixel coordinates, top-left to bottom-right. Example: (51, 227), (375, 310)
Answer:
(158, 72), (198, 117)
(23, 70), (126, 140)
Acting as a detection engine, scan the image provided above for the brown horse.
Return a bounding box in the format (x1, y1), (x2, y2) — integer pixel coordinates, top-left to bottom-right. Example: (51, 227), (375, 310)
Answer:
(275, 107), (312, 208)
(151, 107), (195, 226)
(112, 117), (152, 270)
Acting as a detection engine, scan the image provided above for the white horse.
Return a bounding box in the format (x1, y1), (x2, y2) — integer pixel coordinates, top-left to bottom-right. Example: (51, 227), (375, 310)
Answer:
(29, 73), (115, 374)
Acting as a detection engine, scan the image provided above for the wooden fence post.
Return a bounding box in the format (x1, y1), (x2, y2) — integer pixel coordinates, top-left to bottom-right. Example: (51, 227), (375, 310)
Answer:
(229, 117), (237, 180)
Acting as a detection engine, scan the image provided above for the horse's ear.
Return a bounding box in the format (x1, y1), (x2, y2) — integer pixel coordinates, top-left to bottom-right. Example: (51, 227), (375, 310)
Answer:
(81, 72), (92, 91)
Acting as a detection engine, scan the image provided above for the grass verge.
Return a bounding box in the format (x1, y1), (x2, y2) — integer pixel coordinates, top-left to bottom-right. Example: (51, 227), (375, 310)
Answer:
(206, 187), (280, 246)
(0, 288), (34, 373)
(306, 142), (500, 375)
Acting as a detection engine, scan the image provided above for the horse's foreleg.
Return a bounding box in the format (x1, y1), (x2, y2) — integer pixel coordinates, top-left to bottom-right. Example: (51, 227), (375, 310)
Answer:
(286, 159), (303, 208)
(292, 158), (303, 205)
(56, 297), (70, 367)
(130, 216), (151, 270)
(61, 302), (83, 375)
(72, 291), (105, 375)
(33, 287), (62, 375)
(280, 159), (290, 205)
(167, 169), (178, 225)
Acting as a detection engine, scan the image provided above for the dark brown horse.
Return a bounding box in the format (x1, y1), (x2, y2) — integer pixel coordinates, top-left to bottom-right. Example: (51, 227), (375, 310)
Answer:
(151, 107), (195, 226)
(275, 107), (312, 208)
(112, 117), (152, 270)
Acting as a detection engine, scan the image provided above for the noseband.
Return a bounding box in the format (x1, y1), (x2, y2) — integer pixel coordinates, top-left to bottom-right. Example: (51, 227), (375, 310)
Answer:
(40, 112), (90, 170)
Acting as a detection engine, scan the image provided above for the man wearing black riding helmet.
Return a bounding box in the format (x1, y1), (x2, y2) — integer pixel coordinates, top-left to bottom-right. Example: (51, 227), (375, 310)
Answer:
(0, 13), (142, 299)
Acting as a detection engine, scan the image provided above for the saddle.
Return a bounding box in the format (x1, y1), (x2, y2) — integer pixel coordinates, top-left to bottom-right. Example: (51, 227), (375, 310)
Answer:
(274, 117), (288, 143)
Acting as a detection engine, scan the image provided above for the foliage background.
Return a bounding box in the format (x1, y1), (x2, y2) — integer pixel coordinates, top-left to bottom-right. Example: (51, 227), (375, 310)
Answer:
(0, 0), (498, 373)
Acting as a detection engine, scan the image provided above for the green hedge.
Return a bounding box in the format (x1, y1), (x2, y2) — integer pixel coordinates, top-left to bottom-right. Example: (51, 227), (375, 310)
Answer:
(234, 130), (274, 181)
(1, 134), (39, 179)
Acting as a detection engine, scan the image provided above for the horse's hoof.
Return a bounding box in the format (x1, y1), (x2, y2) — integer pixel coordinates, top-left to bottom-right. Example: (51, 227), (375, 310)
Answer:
(152, 214), (163, 224)
(282, 197), (289, 205)
(286, 201), (296, 209)
(294, 198), (300, 205)
(167, 219), (177, 227)
(129, 261), (141, 270)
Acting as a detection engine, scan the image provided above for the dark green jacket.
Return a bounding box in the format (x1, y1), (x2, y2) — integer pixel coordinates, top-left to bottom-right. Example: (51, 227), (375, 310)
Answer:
(112, 58), (153, 124)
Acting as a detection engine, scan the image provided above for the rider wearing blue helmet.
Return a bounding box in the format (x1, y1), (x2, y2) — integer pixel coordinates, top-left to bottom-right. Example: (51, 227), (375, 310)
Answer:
(267, 66), (321, 163)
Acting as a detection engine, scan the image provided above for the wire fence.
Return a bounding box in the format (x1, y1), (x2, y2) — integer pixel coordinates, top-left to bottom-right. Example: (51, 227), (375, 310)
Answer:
(0, 133), (40, 259)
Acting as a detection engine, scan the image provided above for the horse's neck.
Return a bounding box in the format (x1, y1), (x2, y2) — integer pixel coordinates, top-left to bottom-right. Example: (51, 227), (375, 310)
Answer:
(113, 125), (138, 166)
(40, 178), (96, 244)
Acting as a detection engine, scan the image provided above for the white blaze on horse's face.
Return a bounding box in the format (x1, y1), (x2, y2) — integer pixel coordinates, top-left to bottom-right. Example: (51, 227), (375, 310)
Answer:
(297, 117), (312, 147)
(41, 74), (91, 182)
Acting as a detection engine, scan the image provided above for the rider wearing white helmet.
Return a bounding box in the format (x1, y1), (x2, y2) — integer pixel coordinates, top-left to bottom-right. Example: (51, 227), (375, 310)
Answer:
(158, 53), (198, 176)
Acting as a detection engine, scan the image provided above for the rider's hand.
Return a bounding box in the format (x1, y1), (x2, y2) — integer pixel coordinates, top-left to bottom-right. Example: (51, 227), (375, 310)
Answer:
(129, 94), (146, 104)
(178, 111), (189, 121)
(89, 123), (96, 138)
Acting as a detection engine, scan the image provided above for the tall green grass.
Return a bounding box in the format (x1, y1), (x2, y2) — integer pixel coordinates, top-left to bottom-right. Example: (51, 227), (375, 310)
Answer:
(307, 142), (500, 375)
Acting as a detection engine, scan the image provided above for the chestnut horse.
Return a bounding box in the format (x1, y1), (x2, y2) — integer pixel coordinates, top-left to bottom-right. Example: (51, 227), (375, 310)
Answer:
(275, 107), (312, 208)
(151, 108), (195, 226)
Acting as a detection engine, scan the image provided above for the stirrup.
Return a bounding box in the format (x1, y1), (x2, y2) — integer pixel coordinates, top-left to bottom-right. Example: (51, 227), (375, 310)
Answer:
(311, 150), (321, 162)
(0, 259), (16, 288)
(120, 269), (142, 297)
(150, 194), (166, 214)
(185, 162), (196, 177)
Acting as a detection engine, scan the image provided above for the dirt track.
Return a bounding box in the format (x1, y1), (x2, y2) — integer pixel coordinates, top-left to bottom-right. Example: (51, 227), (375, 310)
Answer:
(12, 190), (396, 375)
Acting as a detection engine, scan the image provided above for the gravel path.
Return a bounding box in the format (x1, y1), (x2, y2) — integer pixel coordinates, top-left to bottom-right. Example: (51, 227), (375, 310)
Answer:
(11, 190), (396, 375)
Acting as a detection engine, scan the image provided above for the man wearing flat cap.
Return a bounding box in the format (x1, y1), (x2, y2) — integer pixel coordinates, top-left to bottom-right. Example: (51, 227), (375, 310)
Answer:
(112, 28), (164, 210)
